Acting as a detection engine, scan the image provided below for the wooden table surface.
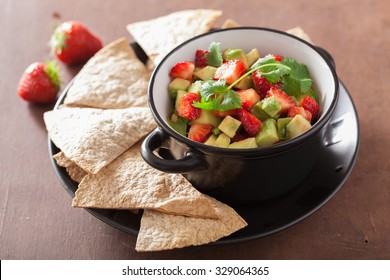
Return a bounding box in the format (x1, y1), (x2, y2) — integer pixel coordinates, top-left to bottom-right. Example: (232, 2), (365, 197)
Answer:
(1, 0), (389, 260)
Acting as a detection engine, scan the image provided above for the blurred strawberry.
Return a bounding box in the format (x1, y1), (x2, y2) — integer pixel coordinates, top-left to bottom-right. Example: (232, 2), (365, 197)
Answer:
(17, 61), (60, 104)
(50, 21), (103, 65)
(287, 106), (312, 122)
(252, 71), (272, 99)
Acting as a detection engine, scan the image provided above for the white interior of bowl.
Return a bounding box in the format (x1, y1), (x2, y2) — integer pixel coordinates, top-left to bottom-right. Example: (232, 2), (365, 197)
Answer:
(150, 28), (336, 131)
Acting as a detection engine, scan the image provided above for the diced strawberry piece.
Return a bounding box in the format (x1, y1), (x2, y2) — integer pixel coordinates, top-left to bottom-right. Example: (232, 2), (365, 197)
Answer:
(300, 96), (319, 120)
(213, 60), (246, 84)
(273, 54), (283, 61)
(266, 87), (296, 114)
(195, 49), (210, 67)
(237, 88), (260, 111)
(252, 71), (272, 99)
(213, 109), (238, 118)
(177, 92), (201, 120)
(236, 109), (262, 136)
(188, 123), (214, 143)
(231, 131), (250, 143)
(287, 106), (312, 122)
(169, 61), (195, 80)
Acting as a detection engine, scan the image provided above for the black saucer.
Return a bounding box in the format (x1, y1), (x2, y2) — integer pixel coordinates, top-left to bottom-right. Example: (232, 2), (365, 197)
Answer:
(48, 80), (359, 244)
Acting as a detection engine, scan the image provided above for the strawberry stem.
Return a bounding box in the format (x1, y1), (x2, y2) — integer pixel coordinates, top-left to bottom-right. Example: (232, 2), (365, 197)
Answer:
(44, 60), (61, 89)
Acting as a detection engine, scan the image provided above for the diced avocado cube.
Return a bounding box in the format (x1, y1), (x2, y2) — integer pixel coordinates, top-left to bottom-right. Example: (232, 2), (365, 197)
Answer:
(193, 66), (217, 81)
(277, 117), (293, 140)
(191, 109), (221, 127)
(223, 48), (249, 69)
(167, 114), (188, 136)
(188, 80), (204, 93)
(233, 75), (253, 90)
(261, 96), (282, 117)
(246, 48), (260, 68)
(251, 101), (271, 121)
(215, 133), (231, 148)
(255, 118), (279, 147)
(204, 134), (217, 146)
(174, 90), (187, 111)
(168, 78), (191, 99)
(286, 114), (312, 139)
(228, 137), (257, 149)
(218, 115), (241, 138)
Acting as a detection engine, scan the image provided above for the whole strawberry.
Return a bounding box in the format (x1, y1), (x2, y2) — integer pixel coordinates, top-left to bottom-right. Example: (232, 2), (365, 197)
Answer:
(50, 21), (103, 65)
(17, 61), (60, 104)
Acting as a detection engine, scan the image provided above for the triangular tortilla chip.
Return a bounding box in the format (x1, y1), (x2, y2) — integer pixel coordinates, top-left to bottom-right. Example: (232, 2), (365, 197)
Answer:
(53, 152), (87, 183)
(44, 106), (156, 174)
(286, 27), (313, 44)
(72, 141), (219, 219)
(135, 195), (247, 251)
(63, 38), (150, 109)
(127, 9), (222, 66)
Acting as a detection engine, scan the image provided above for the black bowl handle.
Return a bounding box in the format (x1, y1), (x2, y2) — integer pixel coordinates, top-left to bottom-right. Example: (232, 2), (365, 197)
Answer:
(316, 47), (336, 69)
(141, 128), (208, 173)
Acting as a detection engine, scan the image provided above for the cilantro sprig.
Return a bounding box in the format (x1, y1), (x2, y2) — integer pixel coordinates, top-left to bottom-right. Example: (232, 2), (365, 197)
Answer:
(192, 42), (313, 111)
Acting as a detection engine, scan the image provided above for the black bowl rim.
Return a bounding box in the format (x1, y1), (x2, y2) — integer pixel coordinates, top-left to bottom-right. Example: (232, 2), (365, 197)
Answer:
(148, 26), (340, 156)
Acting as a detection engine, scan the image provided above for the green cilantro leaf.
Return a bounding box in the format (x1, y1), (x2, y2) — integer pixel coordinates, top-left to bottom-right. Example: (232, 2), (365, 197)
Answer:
(281, 57), (312, 96)
(205, 42), (223, 67)
(167, 115), (188, 136)
(250, 55), (291, 84)
(193, 79), (242, 111)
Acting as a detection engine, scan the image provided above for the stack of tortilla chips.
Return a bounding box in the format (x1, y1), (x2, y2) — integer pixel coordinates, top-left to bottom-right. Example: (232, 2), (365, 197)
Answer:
(44, 10), (250, 252)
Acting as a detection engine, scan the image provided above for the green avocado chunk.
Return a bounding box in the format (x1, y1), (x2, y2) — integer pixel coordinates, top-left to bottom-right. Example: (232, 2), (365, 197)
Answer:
(261, 96), (282, 117)
(251, 101), (271, 121)
(191, 109), (221, 127)
(218, 115), (241, 138)
(228, 137), (257, 149)
(277, 117), (293, 140)
(223, 48), (249, 69)
(215, 133), (231, 148)
(246, 48), (260, 68)
(255, 118), (279, 147)
(286, 114), (312, 139)
(168, 78), (191, 99)
(194, 66), (217, 81)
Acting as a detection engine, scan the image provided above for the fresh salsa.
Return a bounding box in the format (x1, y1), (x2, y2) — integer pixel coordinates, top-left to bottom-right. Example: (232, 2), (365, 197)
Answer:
(167, 41), (320, 148)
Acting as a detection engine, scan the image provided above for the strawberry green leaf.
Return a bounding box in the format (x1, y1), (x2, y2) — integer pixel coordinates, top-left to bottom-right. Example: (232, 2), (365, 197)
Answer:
(49, 27), (67, 54)
(205, 42), (223, 67)
(44, 60), (61, 89)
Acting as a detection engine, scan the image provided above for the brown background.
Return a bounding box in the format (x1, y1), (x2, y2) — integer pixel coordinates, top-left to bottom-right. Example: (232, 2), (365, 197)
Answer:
(1, 0), (389, 259)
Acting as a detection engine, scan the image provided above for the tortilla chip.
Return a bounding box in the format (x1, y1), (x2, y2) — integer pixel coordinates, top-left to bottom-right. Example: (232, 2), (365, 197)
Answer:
(63, 38), (149, 109)
(127, 9), (222, 66)
(53, 152), (87, 183)
(286, 27), (313, 44)
(221, 18), (240, 28)
(44, 106), (156, 174)
(72, 141), (218, 219)
(135, 195), (247, 251)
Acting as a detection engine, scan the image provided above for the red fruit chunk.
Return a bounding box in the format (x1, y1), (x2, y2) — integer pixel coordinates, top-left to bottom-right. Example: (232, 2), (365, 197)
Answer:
(300, 96), (319, 120)
(266, 87), (296, 114)
(231, 131), (250, 143)
(252, 71), (272, 99)
(273, 54), (284, 61)
(188, 123), (214, 143)
(214, 109), (238, 118)
(195, 49), (210, 67)
(177, 93), (201, 120)
(50, 21), (103, 65)
(287, 106), (312, 122)
(213, 60), (246, 84)
(236, 109), (262, 136)
(17, 61), (60, 104)
(169, 61), (195, 80)
(237, 88), (260, 111)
